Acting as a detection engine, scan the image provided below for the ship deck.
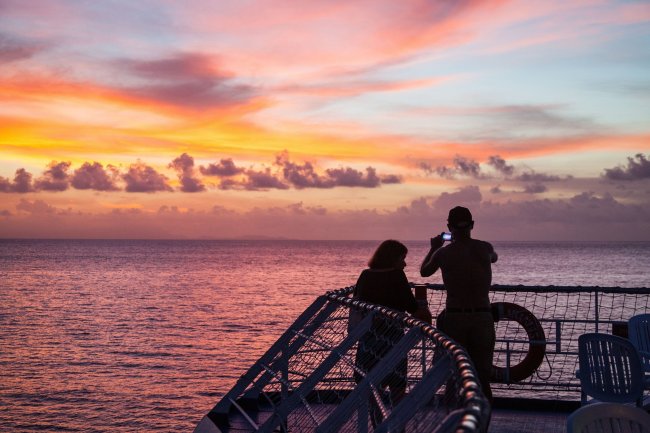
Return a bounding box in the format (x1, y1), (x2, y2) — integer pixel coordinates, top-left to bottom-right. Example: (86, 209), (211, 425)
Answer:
(489, 398), (577, 433)
(490, 409), (566, 433)
(203, 397), (578, 433)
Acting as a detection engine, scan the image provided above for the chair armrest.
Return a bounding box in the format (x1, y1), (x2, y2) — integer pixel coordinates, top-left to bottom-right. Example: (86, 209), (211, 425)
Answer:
(638, 350), (650, 368)
(638, 350), (650, 361)
(638, 351), (650, 389)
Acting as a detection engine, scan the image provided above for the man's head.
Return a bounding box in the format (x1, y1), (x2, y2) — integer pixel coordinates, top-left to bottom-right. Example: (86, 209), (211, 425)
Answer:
(447, 206), (474, 231)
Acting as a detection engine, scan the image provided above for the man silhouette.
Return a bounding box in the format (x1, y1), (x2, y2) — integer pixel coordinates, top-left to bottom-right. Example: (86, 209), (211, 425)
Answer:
(420, 206), (498, 402)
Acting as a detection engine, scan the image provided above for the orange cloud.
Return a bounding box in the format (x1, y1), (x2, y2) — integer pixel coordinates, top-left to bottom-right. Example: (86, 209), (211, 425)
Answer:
(0, 72), (269, 164)
(0, 69), (265, 121)
(3, 73), (648, 185)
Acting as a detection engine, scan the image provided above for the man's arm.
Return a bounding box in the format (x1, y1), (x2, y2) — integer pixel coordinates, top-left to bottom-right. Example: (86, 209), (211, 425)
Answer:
(488, 242), (498, 263)
(420, 235), (444, 277)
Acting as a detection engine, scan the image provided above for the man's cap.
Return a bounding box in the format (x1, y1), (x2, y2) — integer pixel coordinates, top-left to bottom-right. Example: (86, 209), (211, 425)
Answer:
(447, 206), (473, 228)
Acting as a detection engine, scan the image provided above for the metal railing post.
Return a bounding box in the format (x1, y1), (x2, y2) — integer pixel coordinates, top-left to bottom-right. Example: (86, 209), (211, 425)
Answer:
(505, 341), (511, 384)
(594, 291), (599, 333)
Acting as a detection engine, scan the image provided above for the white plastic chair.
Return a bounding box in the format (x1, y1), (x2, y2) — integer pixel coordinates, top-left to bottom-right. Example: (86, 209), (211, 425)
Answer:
(577, 333), (644, 406)
(629, 314), (650, 375)
(567, 402), (650, 433)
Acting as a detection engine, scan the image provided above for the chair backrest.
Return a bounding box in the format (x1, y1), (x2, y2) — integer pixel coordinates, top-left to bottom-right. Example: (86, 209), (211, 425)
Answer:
(629, 313), (650, 371)
(577, 333), (644, 405)
(567, 402), (650, 433)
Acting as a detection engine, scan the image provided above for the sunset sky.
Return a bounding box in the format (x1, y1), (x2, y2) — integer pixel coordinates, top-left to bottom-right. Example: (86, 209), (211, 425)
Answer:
(1, 0), (649, 240)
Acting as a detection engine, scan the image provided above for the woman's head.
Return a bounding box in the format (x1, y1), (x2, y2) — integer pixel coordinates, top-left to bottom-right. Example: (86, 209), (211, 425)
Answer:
(368, 239), (408, 270)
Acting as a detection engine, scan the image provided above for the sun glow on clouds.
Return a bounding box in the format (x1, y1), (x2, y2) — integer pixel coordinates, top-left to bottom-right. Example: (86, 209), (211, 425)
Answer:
(1, 0), (649, 240)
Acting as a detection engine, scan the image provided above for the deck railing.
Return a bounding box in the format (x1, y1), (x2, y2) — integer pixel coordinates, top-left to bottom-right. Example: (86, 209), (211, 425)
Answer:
(195, 289), (491, 433)
(194, 284), (648, 433)
(417, 284), (650, 400)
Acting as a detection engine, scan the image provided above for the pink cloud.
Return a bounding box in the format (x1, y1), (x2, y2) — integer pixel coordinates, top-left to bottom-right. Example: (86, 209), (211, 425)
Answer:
(471, 0), (650, 55)
(487, 156), (514, 176)
(275, 76), (451, 98)
(0, 33), (45, 62)
(34, 161), (71, 191)
(324, 166), (381, 188)
(198, 152), (404, 190)
(433, 156), (484, 179)
(241, 168), (290, 191)
(618, 2), (650, 24)
(603, 153), (650, 181)
(15, 198), (58, 214)
(0, 168), (34, 193)
(117, 53), (220, 81)
(114, 53), (256, 109)
(420, 155), (571, 198)
(122, 162), (173, 193)
(0, 1), (79, 31)
(174, 0), (499, 77)
(434, 185), (483, 210)
(2, 189), (648, 241)
(200, 158), (244, 177)
(71, 162), (119, 191)
(169, 153), (205, 193)
(521, 183), (547, 194)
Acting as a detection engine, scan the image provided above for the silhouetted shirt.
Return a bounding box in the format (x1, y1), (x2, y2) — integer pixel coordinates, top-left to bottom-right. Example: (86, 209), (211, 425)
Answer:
(354, 268), (418, 314)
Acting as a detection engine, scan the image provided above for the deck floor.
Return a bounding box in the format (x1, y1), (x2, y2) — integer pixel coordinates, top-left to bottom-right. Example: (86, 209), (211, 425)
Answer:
(217, 396), (577, 432)
(217, 409), (569, 433)
(489, 408), (568, 433)
(219, 406), (571, 433)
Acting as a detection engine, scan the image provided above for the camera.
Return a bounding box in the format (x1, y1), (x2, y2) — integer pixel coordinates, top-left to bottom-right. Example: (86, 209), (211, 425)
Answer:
(442, 232), (452, 241)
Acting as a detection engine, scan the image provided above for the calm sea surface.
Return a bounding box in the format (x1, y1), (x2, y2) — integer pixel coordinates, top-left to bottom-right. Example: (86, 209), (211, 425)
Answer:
(1, 239), (649, 432)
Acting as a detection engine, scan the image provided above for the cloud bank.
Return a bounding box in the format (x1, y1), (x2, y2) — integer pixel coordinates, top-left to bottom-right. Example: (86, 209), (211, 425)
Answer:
(2, 187), (648, 241)
(0, 152), (402, 194)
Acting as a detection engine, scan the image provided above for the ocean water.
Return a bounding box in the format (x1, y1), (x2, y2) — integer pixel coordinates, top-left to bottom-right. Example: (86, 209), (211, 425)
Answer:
(1, 239), (649, 432)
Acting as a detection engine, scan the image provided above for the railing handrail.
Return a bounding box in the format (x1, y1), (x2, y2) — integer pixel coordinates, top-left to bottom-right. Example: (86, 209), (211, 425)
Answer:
(199, 287), (492, 433)
(414, 283), (650, 294)
(326, 286), (490, 432)
(407, 282), (648, 399)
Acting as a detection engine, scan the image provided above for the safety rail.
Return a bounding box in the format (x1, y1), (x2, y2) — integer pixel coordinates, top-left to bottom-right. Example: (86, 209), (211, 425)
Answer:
(194, 288), (491, 433)
(193, 284), (648, 433)
(416, 283), (650, 400)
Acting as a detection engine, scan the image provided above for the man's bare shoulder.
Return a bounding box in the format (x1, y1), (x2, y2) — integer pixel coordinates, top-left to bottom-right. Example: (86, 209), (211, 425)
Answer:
(471, 238), (494, 249)
(472, 239), (497, 262)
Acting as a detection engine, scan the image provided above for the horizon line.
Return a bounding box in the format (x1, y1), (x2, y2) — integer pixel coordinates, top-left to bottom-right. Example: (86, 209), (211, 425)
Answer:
(1, 237), (647, 243)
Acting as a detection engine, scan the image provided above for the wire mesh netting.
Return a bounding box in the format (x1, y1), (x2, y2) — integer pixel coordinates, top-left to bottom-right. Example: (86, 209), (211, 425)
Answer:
(196, 284), (648, 433)
(202, 289), (489, 433)
(421, 284), (650, 401)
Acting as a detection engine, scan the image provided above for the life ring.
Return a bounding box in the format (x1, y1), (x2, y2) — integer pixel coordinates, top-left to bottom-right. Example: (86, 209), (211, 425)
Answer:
(490, 302), (546, 383)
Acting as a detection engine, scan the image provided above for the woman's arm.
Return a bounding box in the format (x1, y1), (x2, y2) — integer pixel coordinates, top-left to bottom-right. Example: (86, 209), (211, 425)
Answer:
(396, 271), (418, 314)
